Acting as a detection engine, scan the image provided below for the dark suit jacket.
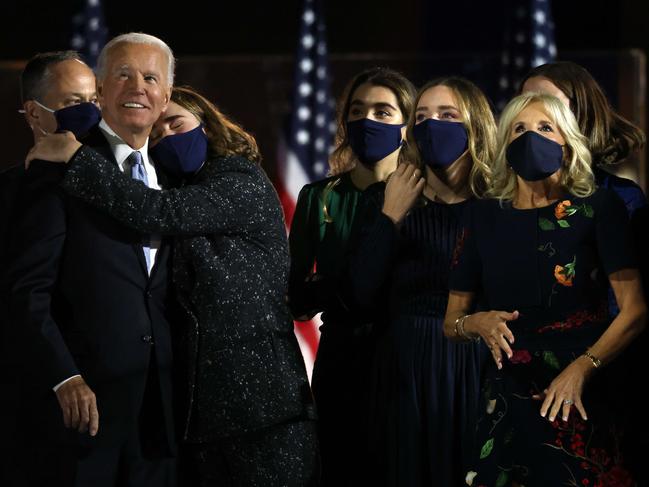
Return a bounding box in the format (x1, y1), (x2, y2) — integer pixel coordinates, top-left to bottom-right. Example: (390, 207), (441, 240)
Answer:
(5, 126), (175, 451)
(1, 164), (25, 358)
(61, 147), (315, 441)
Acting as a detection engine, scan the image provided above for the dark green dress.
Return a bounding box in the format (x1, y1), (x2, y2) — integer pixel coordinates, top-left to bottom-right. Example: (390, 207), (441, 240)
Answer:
(288, 171), (376, 487)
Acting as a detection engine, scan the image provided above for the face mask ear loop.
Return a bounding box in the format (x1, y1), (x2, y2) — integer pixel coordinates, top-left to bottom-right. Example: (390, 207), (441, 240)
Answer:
(33, 99), (56, 113)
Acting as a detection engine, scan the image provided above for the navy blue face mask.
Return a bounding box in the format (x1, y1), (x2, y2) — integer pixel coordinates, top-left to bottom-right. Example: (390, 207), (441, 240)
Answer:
(506, 131), (564, 181)
(150, 125), (209, 177)
(36, 100), (101, 138)
(347, 118), (404, 166)
(413, 118), (468, 168)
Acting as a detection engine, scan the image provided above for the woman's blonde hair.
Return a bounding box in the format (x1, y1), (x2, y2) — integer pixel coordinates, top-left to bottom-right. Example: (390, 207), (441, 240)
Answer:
(488, 92), (594, 202)
(402, 77), (497, 197)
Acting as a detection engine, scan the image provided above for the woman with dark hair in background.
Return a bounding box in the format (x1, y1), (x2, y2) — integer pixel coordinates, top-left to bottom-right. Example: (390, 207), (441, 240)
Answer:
(347, 77), (497, 486)
(521, 61), (646, 216)
(288, 67), (415, 486)
(445, 92), (646, 487)
(26, 85), (318, 487)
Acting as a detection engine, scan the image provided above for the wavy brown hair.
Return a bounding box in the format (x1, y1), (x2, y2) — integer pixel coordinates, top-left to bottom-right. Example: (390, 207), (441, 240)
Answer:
(521, 61), (645, 166)
(171, 85), (261, 163)
(329, 67), (416, 175)
(402, 77), (497, 197)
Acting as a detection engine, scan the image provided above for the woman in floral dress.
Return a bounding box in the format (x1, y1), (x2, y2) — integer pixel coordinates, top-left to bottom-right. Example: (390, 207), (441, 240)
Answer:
(444, 92), (646, 487)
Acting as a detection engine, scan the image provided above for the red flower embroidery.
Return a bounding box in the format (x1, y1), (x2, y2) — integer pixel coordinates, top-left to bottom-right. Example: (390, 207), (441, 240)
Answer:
(451, 228), (467, 269)
(594, 466), (634, 487)
(509, 349), (532, 364)
(537, 303), (608, 334)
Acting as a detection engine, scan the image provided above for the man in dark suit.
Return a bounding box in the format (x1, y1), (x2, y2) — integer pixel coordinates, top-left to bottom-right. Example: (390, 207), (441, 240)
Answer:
(0, 50), (98, 485)
(5, 34), (177, 487)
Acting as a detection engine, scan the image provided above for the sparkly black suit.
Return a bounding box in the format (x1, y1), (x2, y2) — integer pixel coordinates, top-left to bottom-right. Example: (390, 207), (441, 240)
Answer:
(61, 145), (319, 486)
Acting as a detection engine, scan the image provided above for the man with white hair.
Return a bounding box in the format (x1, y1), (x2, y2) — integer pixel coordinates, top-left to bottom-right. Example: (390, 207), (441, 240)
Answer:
(6, 33), (177, 486)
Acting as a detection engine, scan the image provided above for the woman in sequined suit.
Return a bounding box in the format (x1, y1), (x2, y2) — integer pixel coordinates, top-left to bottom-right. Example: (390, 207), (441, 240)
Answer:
(28, 86), (318, 487)
(288, 68), (415, 487)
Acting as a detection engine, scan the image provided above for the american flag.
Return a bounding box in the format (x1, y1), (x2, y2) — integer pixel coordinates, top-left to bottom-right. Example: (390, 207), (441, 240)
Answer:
(277, 0), (336, 381)
(70, 0), (108, 69)
(496, 0), (557, 110)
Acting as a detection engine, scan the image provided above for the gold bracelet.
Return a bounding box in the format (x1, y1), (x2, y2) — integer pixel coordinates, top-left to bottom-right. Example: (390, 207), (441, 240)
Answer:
(454, 314), (467, 338)
(454, 314), (479, 342)
(583, 350), (602, 369)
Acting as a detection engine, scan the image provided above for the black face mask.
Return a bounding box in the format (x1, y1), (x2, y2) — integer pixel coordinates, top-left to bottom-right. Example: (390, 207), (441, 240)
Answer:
(506, 131), (564, 181)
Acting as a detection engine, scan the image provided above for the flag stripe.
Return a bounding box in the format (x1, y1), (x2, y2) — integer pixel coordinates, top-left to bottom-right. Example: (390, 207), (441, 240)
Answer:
(276, 0), (335, 379)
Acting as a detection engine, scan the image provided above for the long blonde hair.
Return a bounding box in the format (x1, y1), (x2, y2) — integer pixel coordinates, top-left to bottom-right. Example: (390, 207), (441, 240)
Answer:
(488, 92), (594, 202)
(402, 77), (497, 197)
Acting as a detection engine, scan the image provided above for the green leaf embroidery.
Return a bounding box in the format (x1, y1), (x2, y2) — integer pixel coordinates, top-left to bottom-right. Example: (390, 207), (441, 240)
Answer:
(480, 438), (494, 459)
(583, 204), (594, 218)
(557, 219), (571, 228)
(565, 206), (579, 216)
(564, 256), (577, 277)
(543, 351), (561, 370)
(539, 218), (555, 231)
(495, 471), (509, 487)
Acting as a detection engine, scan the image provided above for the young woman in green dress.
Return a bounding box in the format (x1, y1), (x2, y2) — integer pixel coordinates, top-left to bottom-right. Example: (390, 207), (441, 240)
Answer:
(288, 67), (415, 487)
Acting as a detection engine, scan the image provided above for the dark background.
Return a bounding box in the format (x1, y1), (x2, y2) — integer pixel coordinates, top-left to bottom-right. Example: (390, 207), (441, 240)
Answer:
(1, 0), (648, 186)
(1, 0), (646, 59)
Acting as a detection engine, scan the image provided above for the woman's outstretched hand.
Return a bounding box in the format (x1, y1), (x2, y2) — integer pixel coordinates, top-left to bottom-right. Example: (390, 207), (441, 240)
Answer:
(26, 131), (81, 168)
(465, 310), (519, 369)
(533, 356), (594, 423)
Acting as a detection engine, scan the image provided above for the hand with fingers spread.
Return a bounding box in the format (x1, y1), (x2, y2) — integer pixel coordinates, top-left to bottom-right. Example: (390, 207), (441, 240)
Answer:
(463, 310), (519, 369)
(25, 131), (81, 169)
(381, 163), (425, 225)
(55, 375), (99, 436)
(533, 355), (595, 423)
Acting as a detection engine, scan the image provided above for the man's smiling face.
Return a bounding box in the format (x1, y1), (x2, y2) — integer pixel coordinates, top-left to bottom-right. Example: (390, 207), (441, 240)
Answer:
(97, 42), (170, 144)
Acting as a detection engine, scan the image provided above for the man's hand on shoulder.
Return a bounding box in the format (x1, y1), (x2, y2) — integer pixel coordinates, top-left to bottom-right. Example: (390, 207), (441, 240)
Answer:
(54, 375), (99, 436)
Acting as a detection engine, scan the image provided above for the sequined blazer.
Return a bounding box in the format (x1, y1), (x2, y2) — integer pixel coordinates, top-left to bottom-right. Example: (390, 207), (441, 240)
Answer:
(61, 146), (315, 441)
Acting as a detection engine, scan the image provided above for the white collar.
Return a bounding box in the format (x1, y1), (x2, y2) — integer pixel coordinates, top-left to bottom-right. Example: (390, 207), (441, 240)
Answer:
(99, 119), (151, 172)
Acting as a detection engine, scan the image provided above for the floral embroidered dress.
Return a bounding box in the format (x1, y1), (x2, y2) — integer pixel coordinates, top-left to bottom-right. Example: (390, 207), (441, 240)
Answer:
(450, 188), (637, 487)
